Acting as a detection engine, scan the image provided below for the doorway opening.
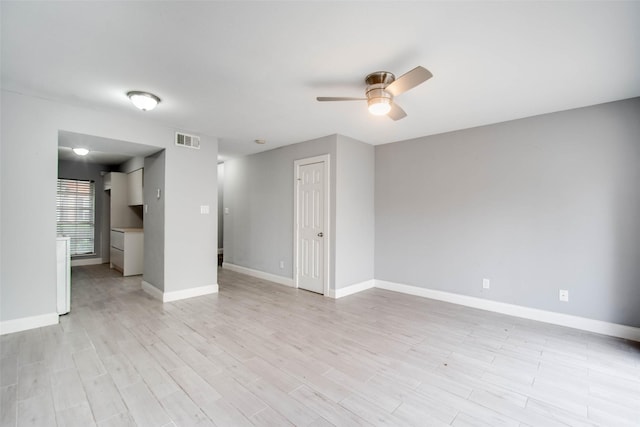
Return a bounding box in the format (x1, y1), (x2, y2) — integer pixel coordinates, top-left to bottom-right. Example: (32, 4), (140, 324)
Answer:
(57, 130), (164, 314)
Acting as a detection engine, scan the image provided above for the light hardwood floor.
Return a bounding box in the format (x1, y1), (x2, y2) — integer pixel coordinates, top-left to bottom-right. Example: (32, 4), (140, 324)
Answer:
(1, 264), (639, 426)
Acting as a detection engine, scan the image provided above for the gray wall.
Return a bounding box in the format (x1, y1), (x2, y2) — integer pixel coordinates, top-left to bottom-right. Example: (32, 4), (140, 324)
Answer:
(375, 97), (640, 327)
(224, 135), (337, 282)
(143, 151), (166, 291)
(164, 136), (218, 291)
(57, 159), (111, 262)
(3, 93), (59, 321)
(1, 90), (218, 324)
(223, 134), (376, 291)
(334, 135), (375, 289)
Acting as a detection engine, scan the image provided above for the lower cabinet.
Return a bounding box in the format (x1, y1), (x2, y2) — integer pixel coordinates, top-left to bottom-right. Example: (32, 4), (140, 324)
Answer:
(110, 228), (143, 276)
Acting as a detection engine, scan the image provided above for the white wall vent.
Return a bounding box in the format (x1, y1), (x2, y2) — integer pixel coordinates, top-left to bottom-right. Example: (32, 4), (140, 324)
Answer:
(175, 132), (201, 149)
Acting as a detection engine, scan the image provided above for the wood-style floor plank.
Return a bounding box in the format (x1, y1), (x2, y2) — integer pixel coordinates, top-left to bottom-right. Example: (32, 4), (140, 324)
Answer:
(119, 381), (172, 427)
(3, 264), (639, 426)
(0, 384), (17, 427)
(16, 394), (56, 427)
(50, 367), (89, 412)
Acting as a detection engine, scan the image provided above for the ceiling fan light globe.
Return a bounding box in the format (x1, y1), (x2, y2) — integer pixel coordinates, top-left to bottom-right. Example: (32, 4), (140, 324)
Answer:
(368, 98), (391, 116)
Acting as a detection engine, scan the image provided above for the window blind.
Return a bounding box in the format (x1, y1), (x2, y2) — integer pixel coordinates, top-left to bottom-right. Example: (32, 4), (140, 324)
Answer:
(56, 178), (95, 256)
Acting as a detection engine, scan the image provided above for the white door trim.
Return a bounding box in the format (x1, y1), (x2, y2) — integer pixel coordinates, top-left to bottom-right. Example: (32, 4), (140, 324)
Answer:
(294, 154), (330, 296)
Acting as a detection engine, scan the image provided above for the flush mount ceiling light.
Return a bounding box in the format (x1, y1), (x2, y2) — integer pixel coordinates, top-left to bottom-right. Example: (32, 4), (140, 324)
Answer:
(72, 148), (89, 156)
(127, 91), (161, 111)
(255, 139), (266, 144)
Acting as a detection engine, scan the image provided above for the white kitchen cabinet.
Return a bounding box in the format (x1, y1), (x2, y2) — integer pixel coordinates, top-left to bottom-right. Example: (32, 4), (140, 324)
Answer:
(106, 172), (142, 229)
(110, 228), (143, 276)
(127, 168), (143, 206)
(103, 172), (112, 191)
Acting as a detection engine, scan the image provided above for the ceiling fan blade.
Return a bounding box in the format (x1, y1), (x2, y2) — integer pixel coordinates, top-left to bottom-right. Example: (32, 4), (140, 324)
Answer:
(388, 103), (407, 121)
(316, 97), (366, 102)
(385, 66), (433, 96)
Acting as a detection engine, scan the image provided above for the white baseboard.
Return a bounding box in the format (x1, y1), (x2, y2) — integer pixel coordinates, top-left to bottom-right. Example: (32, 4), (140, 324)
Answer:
(163, 284), (218, 302)
(375, 280), (640, 342)
(328, 279), (375, 299)
(0, 312), (59, 335)
(71, 257), (105, 267)
(141, 281), (164, 300)
(142, 281), (219, 303)
(222, 262), (295, 288)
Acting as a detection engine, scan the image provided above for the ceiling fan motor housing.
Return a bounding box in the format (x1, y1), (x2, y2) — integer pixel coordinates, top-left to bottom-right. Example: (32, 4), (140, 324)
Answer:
(365, 71), (395, 86)
(365, 71), (395, 109)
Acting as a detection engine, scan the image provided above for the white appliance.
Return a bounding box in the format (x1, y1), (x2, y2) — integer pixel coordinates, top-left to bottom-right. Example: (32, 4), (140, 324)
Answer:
(56, 236), (71, 314)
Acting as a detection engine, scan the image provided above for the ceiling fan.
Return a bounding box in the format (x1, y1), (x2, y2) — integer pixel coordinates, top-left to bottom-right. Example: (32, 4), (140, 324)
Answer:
(316, 66), (433, 121)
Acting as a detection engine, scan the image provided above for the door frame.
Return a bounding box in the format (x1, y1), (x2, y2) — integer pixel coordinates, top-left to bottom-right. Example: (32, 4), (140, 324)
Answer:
(293, 154), (330, 296)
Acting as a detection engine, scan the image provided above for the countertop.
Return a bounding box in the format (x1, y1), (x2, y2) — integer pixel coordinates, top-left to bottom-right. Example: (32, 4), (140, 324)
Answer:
(112, 228), (144, 233)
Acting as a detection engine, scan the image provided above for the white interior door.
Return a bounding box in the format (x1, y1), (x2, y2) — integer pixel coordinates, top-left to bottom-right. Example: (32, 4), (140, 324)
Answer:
(296, 160), (325, 294)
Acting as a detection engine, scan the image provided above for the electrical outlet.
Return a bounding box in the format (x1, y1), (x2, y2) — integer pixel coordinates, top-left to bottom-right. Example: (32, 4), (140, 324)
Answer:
(559, 289), (569, 302)
(482, 278), (490, 289)
(279, 261), (284, 269)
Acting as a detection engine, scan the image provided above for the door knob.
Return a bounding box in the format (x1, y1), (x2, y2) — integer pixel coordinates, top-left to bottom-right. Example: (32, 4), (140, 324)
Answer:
(317, 232), (324, 237)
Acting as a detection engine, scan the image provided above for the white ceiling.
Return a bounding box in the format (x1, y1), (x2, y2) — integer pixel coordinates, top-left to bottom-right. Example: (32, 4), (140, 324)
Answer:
(58, 131), (163, 166)
(3, 1), (639, 160)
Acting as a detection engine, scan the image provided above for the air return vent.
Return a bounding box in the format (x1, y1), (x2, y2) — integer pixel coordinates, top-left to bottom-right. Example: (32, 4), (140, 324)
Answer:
(175, 132), (200, 149)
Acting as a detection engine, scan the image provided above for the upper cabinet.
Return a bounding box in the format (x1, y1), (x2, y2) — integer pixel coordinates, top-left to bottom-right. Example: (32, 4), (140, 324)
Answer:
(105, 171), (143, 229)
(103, 172), (112, 191)
(127, 168), (143, 206)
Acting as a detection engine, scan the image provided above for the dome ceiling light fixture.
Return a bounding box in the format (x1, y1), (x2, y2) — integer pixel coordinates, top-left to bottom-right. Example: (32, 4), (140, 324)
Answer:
(127, 91), (161, 111)
(72, 148), (89, 156)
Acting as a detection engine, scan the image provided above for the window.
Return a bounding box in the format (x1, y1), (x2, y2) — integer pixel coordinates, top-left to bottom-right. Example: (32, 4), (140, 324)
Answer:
(57, 178), (95, 256)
